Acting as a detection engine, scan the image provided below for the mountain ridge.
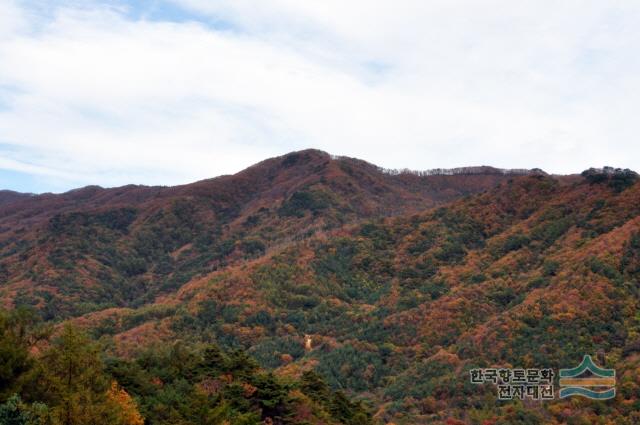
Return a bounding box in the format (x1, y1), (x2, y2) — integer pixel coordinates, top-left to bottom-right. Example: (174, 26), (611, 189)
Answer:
(0, 150), (639, 424)
(0, 149), (549, 316)
(0, 149), (550, 197)
(60, 168), (640, 423)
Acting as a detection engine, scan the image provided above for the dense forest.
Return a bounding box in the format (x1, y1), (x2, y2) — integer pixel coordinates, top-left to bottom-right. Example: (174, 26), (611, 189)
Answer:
(0, 150), (639, 424)
(0, 308), (371, 424)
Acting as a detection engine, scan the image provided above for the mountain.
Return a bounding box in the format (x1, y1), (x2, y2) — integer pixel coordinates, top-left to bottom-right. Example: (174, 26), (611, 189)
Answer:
(0, 190), (33, 206)
(0, 152), (638, 424)
(0, 149), (535, 317)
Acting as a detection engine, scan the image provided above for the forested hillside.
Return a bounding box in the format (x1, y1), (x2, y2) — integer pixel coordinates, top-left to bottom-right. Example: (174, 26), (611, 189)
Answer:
(0, 309), (371, 424)
(0, 150), (525, 318)
(0, 152), (638, 424)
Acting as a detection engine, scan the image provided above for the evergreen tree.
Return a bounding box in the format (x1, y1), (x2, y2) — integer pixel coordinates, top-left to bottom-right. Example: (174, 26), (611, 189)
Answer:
(0, 395), (48, 425)
(0, 308), (48, 402)
(200, 344), (227, 376)
(0, 394), (30, 425)
(31, 326), (131, 425)
(300, 371), (331, 403)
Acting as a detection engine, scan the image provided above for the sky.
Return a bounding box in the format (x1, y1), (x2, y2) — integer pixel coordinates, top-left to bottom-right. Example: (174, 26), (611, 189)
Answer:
(0, 0), (639, 193)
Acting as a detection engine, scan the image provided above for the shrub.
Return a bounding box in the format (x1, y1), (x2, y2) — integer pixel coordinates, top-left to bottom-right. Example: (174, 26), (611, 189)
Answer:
(609, 168), (639, 192)
(582, 167), (639, 192)
(501, 234), (530, 253)
(621, 232), (640, 276)
(239, 239), (266, 257)
(118, 256), (147, 277)
(487, 286), (522, 308)
(359, 223), (394, 250)
(249, 337), (305, 368)
(582, 168), (609, 184)
(527, 276), (550, 289)
(434, 238), (466, 264)
(530, 217), (572, 248)
(588, 257), (621, 280)
(278, 190), (331, 217)
(469, 273), (487, 284)
(542, 260), (560, 276)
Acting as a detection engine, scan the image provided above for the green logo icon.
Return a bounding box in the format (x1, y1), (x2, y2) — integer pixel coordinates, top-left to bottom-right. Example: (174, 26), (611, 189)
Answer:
(559, 355), (615, 400)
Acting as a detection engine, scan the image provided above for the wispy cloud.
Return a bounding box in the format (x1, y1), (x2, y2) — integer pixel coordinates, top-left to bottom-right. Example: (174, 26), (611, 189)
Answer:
(0, 0), (639, 192)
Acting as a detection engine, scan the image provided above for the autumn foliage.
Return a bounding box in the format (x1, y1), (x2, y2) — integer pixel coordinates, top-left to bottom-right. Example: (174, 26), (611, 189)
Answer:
(0, 151), (639, 423)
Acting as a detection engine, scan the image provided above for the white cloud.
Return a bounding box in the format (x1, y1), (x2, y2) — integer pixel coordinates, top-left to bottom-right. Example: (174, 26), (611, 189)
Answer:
(0, 1), (639, 192)
(0, 0), (26, 39)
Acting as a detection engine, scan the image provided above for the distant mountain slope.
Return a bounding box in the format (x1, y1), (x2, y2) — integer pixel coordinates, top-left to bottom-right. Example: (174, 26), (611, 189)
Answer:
(0, 190), (33, 206)
(3, 152), (636, 423)
(0, 150), (534, 316)
(66, 169), (640, 424)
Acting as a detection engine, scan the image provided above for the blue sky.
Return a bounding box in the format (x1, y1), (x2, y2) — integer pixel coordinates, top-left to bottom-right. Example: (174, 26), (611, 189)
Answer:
(1, 0), (639, 193)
